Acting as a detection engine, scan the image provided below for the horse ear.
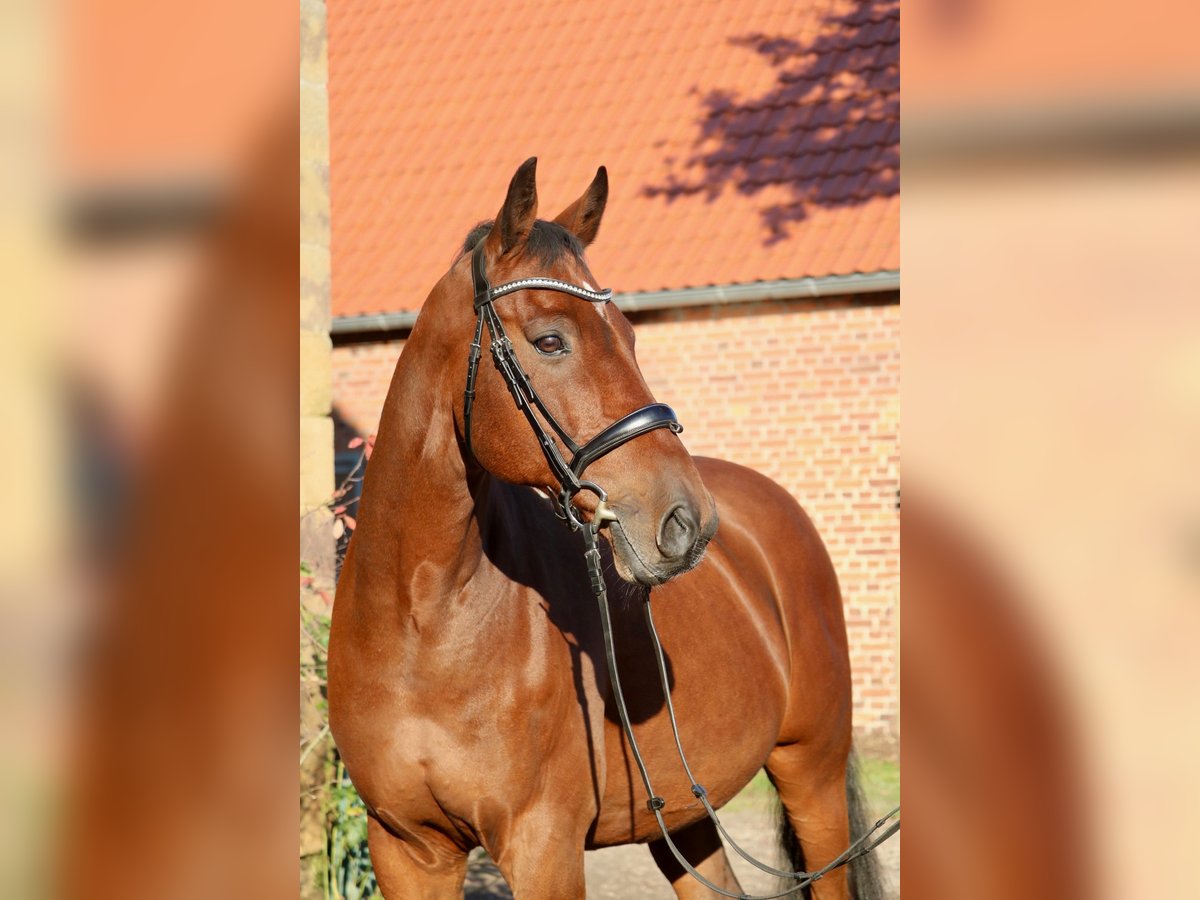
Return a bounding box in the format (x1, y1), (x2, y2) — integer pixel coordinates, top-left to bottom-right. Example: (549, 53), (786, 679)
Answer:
(487, 157), (539, 257)
(553, 166), (608, 247)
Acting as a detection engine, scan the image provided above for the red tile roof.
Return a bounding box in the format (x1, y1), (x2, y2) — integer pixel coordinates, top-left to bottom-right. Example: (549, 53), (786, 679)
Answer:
(330, 0), (898, 317)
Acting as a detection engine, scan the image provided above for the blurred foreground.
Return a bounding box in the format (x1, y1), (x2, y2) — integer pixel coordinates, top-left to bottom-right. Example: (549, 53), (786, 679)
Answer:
(2, 1), (299, 898)
(0, 0), (1196, 897)
(904, 0), (1200, 896)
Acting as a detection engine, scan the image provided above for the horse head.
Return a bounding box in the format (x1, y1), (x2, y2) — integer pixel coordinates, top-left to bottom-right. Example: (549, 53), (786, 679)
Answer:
(435, 158), (718, 585)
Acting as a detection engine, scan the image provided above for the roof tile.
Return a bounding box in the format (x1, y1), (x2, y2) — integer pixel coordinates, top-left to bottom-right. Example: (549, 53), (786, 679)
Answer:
(331, 0), (899, 316)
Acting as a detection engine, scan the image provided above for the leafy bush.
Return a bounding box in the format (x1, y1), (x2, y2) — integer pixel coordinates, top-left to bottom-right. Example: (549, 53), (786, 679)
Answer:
(301, 438), (379, 900)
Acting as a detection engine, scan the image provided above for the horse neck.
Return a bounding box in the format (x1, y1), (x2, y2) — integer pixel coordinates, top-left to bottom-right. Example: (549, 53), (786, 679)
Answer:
(356, 314), (489, 618)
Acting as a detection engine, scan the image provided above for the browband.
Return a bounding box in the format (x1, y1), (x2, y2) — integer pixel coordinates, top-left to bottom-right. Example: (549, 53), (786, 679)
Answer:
(472, 247), (613, 308)
(490, 277), (612, 305)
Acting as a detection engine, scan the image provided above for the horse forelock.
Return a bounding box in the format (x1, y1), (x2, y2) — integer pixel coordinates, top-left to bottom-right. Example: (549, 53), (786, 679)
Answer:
(457, 219), (586, 268)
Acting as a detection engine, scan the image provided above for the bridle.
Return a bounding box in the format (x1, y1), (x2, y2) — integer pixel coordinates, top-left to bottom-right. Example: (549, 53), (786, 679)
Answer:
(462, 242), (682, 528)
(461, 241), (899, 899)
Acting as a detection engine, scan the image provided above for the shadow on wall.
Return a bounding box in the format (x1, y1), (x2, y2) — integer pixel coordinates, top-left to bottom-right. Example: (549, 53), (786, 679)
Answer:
(643, 0), (899, 244)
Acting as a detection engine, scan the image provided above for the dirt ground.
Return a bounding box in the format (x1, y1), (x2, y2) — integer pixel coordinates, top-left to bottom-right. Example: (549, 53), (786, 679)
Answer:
(462, 802), (900, 899)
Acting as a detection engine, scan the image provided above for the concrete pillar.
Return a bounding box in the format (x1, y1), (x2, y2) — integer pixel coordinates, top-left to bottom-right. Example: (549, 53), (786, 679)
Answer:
(299, 0), (333, 893)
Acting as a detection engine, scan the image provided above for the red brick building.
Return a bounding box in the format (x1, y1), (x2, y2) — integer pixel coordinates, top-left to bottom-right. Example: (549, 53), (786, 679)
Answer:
(329, 0), (899, 735)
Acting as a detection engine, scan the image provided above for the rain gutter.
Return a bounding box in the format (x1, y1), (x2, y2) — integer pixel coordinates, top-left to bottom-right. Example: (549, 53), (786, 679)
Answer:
(330, 269), (900, 335)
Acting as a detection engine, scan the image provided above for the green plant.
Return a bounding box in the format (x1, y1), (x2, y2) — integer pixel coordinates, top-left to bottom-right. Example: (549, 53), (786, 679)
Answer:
(327, 759), (379, 900)
(301, 590), (380, 899)
(301, 437), (379, 900)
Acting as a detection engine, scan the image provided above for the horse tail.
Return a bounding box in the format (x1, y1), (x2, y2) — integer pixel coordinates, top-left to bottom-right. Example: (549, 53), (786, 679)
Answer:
(845, 752), (886, 900)
(770, 771), (811, 900)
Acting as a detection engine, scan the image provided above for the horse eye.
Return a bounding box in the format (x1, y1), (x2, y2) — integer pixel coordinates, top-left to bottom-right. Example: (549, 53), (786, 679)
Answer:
(533, 334), (566, 355)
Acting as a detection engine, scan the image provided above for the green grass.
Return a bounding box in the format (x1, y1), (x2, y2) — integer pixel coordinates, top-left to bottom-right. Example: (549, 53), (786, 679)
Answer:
(723, 755), (899, 819)
(724, 769), (776, 812)
(857, 755), (900, 817)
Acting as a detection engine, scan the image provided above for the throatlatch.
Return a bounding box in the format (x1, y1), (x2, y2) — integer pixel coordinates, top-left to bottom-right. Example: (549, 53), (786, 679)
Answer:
(462, 242), (899, 899)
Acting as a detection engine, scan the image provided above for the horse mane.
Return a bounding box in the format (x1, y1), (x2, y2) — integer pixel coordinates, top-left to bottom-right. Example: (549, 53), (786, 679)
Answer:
(458, 219), (585, 266)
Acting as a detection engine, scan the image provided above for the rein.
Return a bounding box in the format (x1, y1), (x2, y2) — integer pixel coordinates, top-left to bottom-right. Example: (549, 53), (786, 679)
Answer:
(462, 244), (899, 899)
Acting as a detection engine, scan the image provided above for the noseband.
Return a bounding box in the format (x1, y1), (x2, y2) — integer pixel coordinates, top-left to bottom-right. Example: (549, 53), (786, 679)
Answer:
(458, 241), (898, 899)
(462, 243), (682, 527)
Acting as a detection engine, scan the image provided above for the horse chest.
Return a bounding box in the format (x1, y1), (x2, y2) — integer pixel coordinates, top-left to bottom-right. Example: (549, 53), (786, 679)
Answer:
(374, 614), (586, 798)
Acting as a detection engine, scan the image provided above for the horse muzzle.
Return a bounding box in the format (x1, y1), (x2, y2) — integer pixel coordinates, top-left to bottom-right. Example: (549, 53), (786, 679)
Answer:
(606, 497), (718, 586)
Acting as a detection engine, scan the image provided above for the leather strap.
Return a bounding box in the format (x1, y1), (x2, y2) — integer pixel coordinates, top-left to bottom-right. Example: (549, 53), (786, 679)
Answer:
(492, 276), (612, 304)
(570, 404), (682, 477)
(471, 243), (493, 309)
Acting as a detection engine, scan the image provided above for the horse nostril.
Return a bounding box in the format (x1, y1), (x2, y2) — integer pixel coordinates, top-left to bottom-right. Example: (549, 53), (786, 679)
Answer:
(657, 503), (699, 560)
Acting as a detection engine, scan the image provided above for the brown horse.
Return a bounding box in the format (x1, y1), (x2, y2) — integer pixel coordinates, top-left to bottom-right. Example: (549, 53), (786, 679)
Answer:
(328, 159), (883, 899)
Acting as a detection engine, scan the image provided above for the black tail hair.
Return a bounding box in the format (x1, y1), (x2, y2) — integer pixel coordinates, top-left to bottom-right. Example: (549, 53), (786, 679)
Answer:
(772, 780), (810, 900)
(845, 753), (887, 900)
(771, 754), (887, 900)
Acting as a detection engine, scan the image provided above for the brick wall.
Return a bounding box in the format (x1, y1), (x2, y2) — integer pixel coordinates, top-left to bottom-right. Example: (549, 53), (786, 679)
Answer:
(331, 295), (899, 735)
(331, 339), (401, 448)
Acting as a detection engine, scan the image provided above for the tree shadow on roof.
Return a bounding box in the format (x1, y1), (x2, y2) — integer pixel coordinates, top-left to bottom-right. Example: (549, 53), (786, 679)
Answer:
(643, 0), (898, 245)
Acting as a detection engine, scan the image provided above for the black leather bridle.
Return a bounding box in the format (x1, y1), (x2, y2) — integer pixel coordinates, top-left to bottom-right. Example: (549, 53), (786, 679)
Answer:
(459, 241), (898, 899)
(462, 243), (682, 528)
